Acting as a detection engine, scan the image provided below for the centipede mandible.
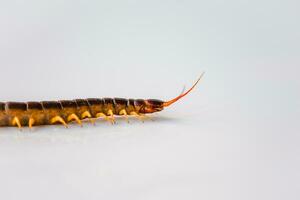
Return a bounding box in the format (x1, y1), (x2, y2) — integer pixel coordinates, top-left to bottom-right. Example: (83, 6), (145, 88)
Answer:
(0, 73), (204, 129)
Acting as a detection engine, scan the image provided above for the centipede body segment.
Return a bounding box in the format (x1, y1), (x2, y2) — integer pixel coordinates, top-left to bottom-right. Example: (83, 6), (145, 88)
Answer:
(0, 73), (204, 129)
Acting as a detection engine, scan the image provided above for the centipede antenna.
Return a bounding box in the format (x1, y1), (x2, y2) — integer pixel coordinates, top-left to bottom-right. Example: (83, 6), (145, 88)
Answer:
(163, 72), (205, 107)
(180, 85), (186, 95)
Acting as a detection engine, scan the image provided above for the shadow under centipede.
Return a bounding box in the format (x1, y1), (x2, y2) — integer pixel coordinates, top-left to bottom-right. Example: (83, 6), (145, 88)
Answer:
(148, 115), (183, 123)
(0, 116), (180, 144)
(0, 115), (183, 133)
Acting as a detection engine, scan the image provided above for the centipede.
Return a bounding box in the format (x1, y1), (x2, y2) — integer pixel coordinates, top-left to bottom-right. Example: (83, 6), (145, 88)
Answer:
(0, 73), (204, 130)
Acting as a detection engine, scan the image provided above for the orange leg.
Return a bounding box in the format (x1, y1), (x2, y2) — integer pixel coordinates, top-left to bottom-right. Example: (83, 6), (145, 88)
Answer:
(107, 109), (116, 124)
(96, 111), (115, 125)
(129, 111), (148, 123)
(119, 109), (129, 123)
(29, 118), (35, 129)
(81, 111), (95, 125)
(12, 116), (22, 130)
(50, 116), (68, 128)
(68, 113), (82, 127)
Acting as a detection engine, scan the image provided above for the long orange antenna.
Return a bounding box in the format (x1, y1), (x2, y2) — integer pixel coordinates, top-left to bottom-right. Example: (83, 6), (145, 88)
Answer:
(163, 72), (205, 107)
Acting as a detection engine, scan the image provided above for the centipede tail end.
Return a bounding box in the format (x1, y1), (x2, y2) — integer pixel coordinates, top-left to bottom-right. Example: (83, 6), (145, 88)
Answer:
(139, 73), (204, 114)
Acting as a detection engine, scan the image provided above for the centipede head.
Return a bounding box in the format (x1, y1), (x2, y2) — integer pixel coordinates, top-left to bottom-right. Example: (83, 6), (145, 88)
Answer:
(141, 99), (165, 113)
(163, 72), (205, 108)
(140, 73), (205, 114)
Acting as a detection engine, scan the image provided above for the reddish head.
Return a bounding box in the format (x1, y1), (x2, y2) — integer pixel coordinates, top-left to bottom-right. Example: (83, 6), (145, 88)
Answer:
(139, 73), (205, 114)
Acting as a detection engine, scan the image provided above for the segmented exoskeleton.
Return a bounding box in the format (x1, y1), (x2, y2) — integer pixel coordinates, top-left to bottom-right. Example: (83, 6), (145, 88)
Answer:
(0, 73), (204, 129)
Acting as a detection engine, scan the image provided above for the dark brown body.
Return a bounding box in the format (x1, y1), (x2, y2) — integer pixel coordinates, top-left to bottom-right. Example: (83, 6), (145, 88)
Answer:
(0, 74), (204, 128)
(0, 98), (164, 127)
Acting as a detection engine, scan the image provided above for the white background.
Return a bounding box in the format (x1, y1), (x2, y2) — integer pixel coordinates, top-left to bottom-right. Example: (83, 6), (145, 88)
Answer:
(0, 1), (299, 199)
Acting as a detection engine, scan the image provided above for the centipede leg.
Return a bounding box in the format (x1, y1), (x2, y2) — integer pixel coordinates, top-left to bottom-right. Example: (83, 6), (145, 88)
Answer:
(50, 116), (68, 128)
(141, 113), (154, 121)
(81, 111), (95, 125)
(107, 109), (116, 124)
(130, 112), (147, 123)
(96, 112), (106, 119)
(68, 114), (82, 127)
(12, 116), (22, 130)
(119, 109), (129, 123)
(29, 118), (35, 129)
(96, 112), (115, 125)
